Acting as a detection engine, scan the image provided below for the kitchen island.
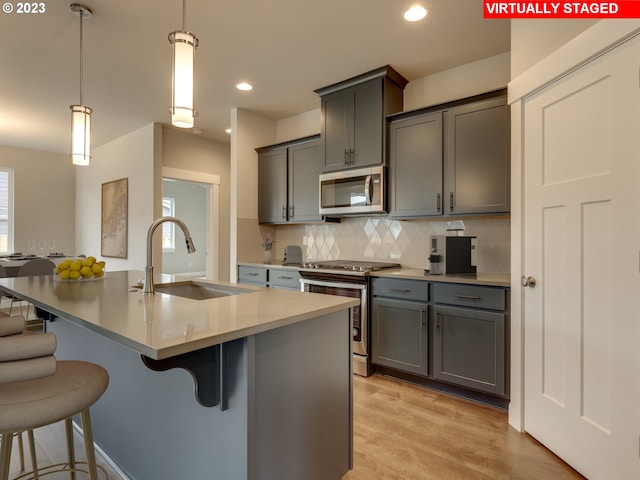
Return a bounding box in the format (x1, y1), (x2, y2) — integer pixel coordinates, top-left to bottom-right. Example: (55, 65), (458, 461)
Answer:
(0, 271), (358, 480)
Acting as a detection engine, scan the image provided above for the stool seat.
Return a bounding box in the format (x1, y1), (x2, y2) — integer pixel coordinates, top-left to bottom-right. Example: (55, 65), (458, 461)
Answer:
(0, 360), (108, 434)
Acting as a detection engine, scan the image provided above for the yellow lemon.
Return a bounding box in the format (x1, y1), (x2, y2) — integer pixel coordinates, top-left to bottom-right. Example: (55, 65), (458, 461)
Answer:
(80, 266), (93, 278)
(69, 270), (81, 280)
(87, 256), (97, 264)
(91, 263), (103, 274)
(94, 269), (105, 278)
(59, 269), (71, 280)
(98, 261), (106, 268)
(70, 261), (82, 272)
(82, 259), (93, 267)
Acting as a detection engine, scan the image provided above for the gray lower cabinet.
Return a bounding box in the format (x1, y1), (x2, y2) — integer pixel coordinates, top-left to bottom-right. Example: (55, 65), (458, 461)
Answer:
(268, 268), (302, 291)
(432, 283), (507, 397)
(238, 265), (301, 290)
(257, 136), (321, 224)
(238, 265), (268, 286)
(371, 277), (509, 400)
(371, 278), (429, 377)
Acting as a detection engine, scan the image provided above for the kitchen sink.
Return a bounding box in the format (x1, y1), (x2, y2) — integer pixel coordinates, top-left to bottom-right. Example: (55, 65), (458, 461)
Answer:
(148, 281), (254, 300)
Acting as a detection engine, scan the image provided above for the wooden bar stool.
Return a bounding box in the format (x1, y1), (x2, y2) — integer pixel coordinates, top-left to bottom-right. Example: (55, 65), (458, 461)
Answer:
(0, 315), (109, 479)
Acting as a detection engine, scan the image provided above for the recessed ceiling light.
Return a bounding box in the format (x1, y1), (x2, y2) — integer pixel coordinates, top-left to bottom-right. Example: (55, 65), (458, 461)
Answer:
(403, 5), (427, 22)
(236, 82), (253, 91)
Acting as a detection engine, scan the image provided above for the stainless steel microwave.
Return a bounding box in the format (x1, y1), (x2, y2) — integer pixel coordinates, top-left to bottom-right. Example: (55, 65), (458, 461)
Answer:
(319, 165), (386, 215)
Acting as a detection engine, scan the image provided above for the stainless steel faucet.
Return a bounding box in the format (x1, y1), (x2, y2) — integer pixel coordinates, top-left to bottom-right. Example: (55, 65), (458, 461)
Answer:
(143, 216), (196, 294)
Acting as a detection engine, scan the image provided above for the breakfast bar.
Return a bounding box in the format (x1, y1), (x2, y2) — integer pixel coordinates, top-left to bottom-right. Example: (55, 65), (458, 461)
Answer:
(0, 271), (358, 480)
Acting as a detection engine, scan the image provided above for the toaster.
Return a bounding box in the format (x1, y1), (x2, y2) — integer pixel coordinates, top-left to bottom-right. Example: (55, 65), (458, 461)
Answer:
(282, 246), (303, 265)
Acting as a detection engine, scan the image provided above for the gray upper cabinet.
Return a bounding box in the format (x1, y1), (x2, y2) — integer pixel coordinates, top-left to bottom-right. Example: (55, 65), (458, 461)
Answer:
(316, 66), (407, 173)
(388, 90), (510, 219)
(444, 96), (510, 215)
(389, 112), (443, 218)
(258, 148), (288, 223)
(288, 140), (321, 222)
(257, 136), (321, 224)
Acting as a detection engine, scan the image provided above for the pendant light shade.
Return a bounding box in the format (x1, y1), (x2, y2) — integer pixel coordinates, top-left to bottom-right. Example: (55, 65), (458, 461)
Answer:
(69, 3), (92, 166)
(70, 105), (92, 166)
(169, 1), (198, 128)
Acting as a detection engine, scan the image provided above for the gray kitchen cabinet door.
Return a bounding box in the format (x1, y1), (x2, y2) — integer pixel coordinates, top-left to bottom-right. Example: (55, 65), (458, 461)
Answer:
(321, 88), (354, 172)
(444, 96), (510, 215)
(351, 80), (383, 169)
(288, 139), (321, 222)
(258, 148), (288, 223)
(371, 297), (428, 377)
(389, 111), (443, 218)
(320, 80), (386, 172)
(433, 305), (506, 396)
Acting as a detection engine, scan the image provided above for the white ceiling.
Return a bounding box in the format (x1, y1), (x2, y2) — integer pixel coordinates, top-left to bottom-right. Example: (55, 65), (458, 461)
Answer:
(0, 0), (510, 154)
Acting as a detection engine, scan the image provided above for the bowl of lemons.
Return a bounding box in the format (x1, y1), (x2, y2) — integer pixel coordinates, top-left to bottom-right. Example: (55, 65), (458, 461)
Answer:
(54, 256), (106, 281)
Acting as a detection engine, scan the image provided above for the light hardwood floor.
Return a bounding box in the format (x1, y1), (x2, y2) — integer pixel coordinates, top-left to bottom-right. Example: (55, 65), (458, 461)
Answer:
(344, 373), (585, 480)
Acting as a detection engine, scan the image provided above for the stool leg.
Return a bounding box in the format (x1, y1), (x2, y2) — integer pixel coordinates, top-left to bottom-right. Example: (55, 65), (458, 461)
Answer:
(80, 410), (98, 480)
(17, 432), (24, 470)
(64, 418), (76, 480)
(26, 430), (38, 480)
(0, 432), (13, 480)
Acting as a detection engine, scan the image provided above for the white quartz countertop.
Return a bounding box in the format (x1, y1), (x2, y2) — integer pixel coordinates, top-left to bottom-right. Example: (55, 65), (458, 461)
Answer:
(372, 268), (511, 287)
(0, 270), (358, 360)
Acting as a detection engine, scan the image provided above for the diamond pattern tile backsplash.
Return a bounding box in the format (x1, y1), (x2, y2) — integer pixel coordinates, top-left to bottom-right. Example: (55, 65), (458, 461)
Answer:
(273, 216), (510, 273)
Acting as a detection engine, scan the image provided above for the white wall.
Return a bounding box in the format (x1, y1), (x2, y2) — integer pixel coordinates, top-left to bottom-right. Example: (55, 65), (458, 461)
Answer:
(275, 109), (321, 143)
(162, 127), (231, 280)
(510, 19), (598, 78)
(230, 109), (276, 279)
(162, 179), (207, 275)
(0, 145), (76, 255)
(404, 52), (510, 110)
(75, 123), (159, 272)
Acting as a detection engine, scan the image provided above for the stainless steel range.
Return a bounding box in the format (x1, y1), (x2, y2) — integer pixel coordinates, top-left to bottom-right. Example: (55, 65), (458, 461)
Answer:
(299, 260), (401, 376)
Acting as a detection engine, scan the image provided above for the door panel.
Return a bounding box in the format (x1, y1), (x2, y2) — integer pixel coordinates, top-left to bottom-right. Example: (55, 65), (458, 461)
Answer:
(523, 34), (640, 479)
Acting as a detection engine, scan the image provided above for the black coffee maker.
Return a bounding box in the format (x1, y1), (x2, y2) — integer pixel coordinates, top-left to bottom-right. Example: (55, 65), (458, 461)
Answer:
(428, 235), (477, 275)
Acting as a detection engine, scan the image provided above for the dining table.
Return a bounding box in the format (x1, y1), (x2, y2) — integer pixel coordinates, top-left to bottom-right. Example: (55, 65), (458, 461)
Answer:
(0, 254), (67, 277)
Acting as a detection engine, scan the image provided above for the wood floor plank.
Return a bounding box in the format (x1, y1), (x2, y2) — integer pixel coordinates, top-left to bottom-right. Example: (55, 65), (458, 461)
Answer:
(344, 373), (585, 480)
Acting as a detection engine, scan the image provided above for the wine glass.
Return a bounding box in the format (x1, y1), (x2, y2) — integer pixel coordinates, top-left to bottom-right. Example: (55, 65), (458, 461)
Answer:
(38, 240), (45, 257)
(49, 239), (56, 254)
(27, 239), (35, 255)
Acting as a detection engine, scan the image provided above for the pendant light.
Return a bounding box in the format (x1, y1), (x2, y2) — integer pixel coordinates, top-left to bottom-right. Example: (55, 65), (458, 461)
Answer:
(169, 0), (198, 128)
(69, 3), (93, 166)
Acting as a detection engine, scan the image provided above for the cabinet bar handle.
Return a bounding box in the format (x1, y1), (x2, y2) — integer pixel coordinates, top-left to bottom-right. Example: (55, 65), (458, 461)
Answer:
(389, 288), (411, 293)
(278, 276), (293, 280)
(282, 206), (286, 219)
(450, 192), (454, 212)
(344, 149), (349, 165)
(349, 148), (354, 164)
(289, 205), (294, 219)
(437, 193), (441, 213)
(246, 273), (259, 276)
(454, 294), (481, 300)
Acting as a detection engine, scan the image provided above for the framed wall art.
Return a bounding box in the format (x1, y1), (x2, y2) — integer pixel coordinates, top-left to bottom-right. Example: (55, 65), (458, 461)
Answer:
(101, 177), (128, 258)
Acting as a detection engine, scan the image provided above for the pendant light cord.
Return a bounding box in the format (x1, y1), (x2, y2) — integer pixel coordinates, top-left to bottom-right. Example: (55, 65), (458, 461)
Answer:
(79, 10), (84, 105)
(182, 0), (187, 31)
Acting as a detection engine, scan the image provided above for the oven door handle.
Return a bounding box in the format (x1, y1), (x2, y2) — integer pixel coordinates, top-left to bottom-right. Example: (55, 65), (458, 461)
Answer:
(300, 278), (367, 291)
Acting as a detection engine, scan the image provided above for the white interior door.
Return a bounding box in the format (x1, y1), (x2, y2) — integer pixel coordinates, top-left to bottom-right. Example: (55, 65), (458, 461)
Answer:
(522, 34), (640, 479)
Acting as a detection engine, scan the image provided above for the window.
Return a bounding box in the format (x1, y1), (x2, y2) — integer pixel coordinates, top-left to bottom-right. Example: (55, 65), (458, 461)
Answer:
(162, 197), (175, 251)
(0, 168), (13, 254)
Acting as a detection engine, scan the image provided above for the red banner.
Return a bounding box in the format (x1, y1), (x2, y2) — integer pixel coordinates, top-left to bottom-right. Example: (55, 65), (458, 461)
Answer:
(484, 1), (640, 18)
